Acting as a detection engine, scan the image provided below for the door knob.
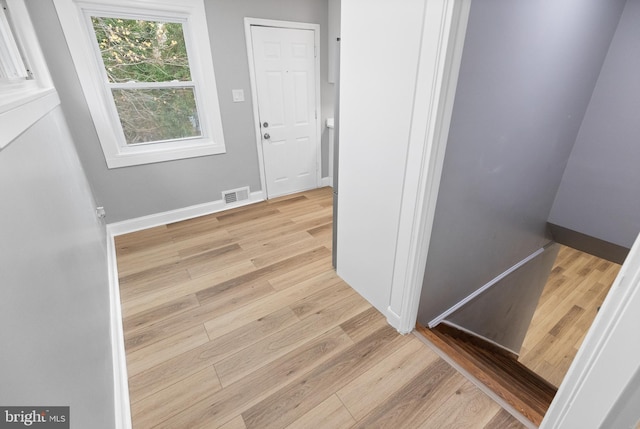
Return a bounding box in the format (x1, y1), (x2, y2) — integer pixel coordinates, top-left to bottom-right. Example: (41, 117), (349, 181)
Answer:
(264, 133), (271, 139)
(263, 122), (269, 128)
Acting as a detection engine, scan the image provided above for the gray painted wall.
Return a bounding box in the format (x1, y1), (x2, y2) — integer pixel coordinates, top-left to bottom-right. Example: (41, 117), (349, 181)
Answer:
(445, 244), (559, 353)
(549, 0), (640, 250)
(417, 0), (626, 324)
(0, 107), (114, 428)
(28, 0), (332, 223)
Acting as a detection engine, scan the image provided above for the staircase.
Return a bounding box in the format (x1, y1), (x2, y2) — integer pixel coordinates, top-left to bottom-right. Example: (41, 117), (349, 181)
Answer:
(416, 323), (557, 426)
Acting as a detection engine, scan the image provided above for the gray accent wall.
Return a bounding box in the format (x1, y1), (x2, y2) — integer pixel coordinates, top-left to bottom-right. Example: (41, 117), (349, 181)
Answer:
(549, 0), (640, 250)
(28, 0), (331, 223)
(0, 107), (114, 428)
(417, 0), (626, 324)
(445, 244), (559, 353)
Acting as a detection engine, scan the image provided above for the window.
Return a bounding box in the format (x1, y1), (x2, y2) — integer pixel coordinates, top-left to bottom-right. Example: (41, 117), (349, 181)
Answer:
(54, 0), (226, 168)
(90, 17), (201, 145)
(0, 0), (58, 149)
(0, 0), (30, 81)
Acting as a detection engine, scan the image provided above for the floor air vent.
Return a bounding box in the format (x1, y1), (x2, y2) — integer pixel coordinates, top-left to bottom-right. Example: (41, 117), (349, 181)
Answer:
(223, 187), (250, 204)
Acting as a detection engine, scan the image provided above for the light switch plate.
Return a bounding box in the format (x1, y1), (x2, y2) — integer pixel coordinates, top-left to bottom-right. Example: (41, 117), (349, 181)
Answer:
(232, 89), (245, 102)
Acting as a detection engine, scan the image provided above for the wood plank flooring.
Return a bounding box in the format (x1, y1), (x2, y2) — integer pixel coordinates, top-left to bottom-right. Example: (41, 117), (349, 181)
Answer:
(519, 245), (621, 387)
(115, 187), (523, 428)
(416, 324), (556, 426)
(415, 244), (621, 426)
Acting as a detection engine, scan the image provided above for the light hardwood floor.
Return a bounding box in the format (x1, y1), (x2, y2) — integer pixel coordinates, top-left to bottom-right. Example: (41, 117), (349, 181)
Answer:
(414, 245), (622, 423)
(519, 244), (621, 387)
(115, 187), (524, 428)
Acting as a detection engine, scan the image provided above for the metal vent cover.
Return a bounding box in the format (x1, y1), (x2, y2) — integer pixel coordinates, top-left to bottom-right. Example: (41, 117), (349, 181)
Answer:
(222, 187), (250, 204)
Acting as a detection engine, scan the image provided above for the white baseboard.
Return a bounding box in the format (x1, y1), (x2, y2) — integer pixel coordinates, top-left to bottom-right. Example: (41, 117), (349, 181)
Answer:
(107, 190), (265, 236)
(105, 190), (263, 429)
(106, 228), (132, 429)
(320, 176), (333, 188)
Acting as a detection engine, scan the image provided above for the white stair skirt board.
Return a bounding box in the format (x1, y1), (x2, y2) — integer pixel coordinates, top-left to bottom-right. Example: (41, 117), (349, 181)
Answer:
(428, 246), (547, 328)
(107, 190), (265, 236)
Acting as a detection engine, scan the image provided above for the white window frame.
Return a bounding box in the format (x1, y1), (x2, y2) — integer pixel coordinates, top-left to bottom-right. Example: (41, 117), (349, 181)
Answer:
(0, 0), (29, 80)
(53, 0), (226, 169)
(0, 0), (59, 149)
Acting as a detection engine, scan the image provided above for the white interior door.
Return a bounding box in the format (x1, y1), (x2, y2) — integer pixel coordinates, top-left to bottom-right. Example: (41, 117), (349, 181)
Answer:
(250, 25), (318, 198)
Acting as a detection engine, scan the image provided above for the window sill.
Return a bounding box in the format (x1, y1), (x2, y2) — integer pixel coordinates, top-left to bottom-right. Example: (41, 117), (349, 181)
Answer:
(104, 140), (226, 168)
(0, 88), (60, 150)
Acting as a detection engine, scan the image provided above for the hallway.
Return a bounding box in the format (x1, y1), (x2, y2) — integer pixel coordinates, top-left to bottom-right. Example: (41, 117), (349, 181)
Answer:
(115, 188), (523, 428)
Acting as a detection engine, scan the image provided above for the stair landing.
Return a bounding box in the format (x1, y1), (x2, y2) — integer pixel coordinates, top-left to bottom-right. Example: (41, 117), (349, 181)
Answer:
(416, 323), (557, 426)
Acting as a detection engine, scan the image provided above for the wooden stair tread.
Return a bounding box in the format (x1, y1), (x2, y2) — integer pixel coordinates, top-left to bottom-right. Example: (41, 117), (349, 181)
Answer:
(416, 323), (557, 426)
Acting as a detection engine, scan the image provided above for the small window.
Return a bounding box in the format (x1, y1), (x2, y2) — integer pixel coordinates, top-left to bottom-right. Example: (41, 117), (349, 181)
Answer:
(0, 0), (30, 81)
(90, 17), (202, 146)
(0, 0), (58, 149)
(54, 0), (226, 168)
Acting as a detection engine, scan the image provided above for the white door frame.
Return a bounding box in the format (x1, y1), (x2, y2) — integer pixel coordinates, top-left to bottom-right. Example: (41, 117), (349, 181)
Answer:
(541, 232), (640, 428)
(387, 0), (471, 334)
(391, 0), (640, 425)
(244, 18), (322, 198)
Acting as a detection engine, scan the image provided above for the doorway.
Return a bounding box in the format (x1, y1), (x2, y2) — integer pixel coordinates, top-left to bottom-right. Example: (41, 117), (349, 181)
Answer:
(245, 19), (322, 199)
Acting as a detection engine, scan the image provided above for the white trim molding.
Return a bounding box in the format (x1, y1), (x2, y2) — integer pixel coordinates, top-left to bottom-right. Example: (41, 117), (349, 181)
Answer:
(387, 0), (471, 334)
(1, 89), (59, 149)
(542, 232), (640, 428)
(106, 228), (132, 429)
(427, 246), (545, 328)
(244, 18), (322, 199)
(107, 190), (265, 236)
(0, 0), (58, 149)
(52, 0), (226, 168)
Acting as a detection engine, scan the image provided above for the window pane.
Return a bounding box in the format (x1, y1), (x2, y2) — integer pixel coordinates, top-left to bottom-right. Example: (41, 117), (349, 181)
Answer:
(112, 87), (201, 144)
(91, 17), (191, 83)
(0, 2), (29, 80)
